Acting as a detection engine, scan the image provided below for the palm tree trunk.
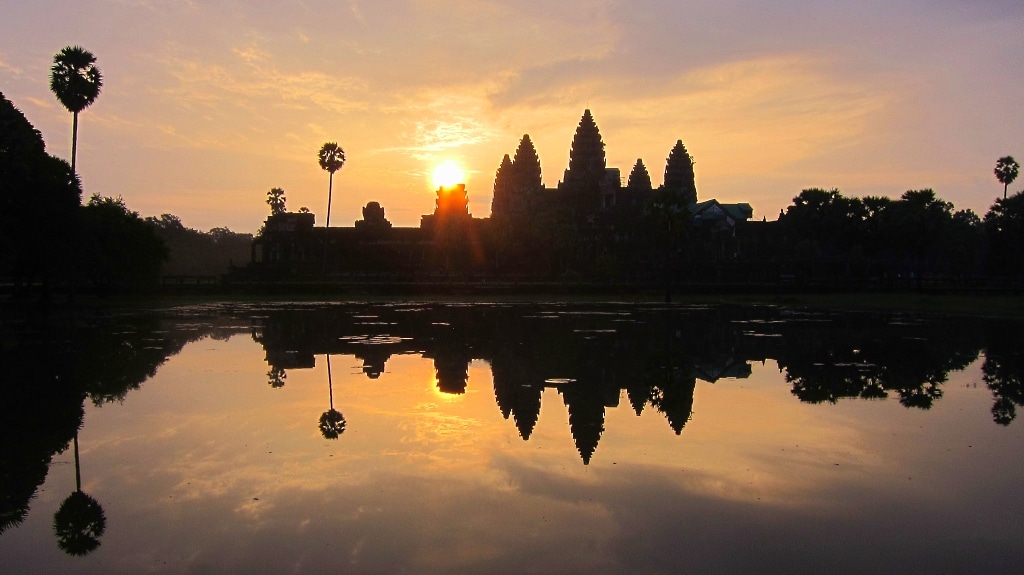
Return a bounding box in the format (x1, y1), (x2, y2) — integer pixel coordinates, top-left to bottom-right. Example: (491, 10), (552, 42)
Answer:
(323, 174), (333, 276)
(326, 174), (333, 228)
(73, 432), (82, 492)
(71, 111), (79, 176)
(327, 354), (334, 411)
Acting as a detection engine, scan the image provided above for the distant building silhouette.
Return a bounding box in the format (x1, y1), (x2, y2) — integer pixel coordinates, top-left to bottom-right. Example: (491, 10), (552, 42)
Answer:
(355, 201), (392, 231)
(242, 109), (755, 282)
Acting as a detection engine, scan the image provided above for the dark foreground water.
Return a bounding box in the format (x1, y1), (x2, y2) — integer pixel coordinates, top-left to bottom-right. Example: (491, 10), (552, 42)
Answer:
(1, 302), (1023, 574)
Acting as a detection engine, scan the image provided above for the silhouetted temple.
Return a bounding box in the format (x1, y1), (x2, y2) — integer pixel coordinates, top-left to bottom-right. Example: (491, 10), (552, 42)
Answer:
(240, 302), (1018, 466)
(243, 109), (758, 282)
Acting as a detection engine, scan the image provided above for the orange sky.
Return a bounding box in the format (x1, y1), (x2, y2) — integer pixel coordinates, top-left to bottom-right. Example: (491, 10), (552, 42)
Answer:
(2, 1), (1023, 233)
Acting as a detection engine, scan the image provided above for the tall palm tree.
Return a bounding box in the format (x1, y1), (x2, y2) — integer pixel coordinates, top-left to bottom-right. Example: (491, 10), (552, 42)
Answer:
(318, 142), (345, 228)
(50, 46), (103, 176)
(318, 354), (346, 439)
(995, 156), (1019, 200)
(318, 143), (345, 275)
(53, 431), (106, 556)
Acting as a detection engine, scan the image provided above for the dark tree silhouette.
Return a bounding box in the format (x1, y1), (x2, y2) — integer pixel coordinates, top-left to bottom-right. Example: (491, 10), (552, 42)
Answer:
(319, 410), (345, 439)
(780, 311), (979, 411)
(983, 322), (1024, 425)
(0, 323), (84, 537)
(53, 491), (106, 556)
(627, 158), (652, 191)
(0, 91), (46, 158)
(318, 142), (345, 275)
(786, 188), (863, 230)
(318, 142), (345, 229)
(0, 310), (200, 549)
(781, 188), (867, 278)
(144, 214), (252, 277)
(984, 191), (1024, 276)
(0, 92), (82, 291)
(267, 366), (286, 388)
(50, 46), (102, 176)
(871, 189), (973, 285)
(995, 156), (1019, 200)
(663, 140), (697, 204)
(79, 195), (168, 289)
(53, 432), (106, 556)
(266, 187), (286, 216)
(318, 354), (346, 439)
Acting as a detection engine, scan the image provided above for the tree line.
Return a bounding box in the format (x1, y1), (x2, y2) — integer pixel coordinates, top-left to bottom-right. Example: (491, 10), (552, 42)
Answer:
(0, 47), (251, 296)
(774, 182), (1023, 285)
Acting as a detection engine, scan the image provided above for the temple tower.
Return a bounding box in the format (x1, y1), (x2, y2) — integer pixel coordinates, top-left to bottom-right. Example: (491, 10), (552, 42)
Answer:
(491, 134), (542, 223)
(562, 109), (607, 192)
(664, 140), (697, 204)
(490, 154), (514, 220)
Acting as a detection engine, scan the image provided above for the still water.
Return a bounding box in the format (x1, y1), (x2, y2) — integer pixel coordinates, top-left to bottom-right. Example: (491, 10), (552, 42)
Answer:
(1, 302), (1023, 574)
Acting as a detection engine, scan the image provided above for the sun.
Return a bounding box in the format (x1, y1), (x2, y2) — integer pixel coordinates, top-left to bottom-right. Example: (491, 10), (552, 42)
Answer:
(432, 160), (465, 189)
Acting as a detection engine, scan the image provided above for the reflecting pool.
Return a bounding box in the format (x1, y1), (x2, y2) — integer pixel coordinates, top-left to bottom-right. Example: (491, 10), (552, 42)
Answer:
(1, 302), (1023, 574)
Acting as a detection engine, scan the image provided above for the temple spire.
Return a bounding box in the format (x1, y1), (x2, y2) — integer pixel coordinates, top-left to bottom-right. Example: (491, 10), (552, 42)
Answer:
(627, 158), (652, 190)
(664, 140), (697, 204)
(563, 109), (606, 190)
(491, 153), (514, 218)
(512, 134), (542, 192)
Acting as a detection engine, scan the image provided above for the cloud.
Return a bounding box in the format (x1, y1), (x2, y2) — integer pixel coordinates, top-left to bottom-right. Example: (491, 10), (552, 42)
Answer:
(161, 50), (369, 117)
(0, 54), (23, 75)
(349, 2), (366, 26)
(22, 96), (54, 110)
(3, 0), (1023, 231)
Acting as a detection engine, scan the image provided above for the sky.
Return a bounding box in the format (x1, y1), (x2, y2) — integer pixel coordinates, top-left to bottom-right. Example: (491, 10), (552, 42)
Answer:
(2, 0), (1023, 233)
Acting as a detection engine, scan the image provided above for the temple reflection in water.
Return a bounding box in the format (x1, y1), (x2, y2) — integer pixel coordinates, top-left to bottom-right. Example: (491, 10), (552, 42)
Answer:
(247, 303), (1022, 464)
(2, 302), (1024, 572)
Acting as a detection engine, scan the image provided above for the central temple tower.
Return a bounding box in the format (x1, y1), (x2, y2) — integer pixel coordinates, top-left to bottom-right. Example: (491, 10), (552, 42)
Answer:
(561, 109), (606, 191)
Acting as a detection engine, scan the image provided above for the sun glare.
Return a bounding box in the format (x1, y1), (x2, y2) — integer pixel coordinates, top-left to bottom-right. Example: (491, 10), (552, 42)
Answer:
(432, 161), (465, 189)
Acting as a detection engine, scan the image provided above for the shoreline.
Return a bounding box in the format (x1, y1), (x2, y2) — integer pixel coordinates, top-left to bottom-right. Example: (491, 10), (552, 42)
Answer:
(2, 284), (1022, 319)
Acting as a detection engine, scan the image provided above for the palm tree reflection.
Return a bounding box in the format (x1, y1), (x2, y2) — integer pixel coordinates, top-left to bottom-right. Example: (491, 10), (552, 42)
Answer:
(53, 431), (106, 556)
(318, 354), (346, 439)
(267, 366), (287, 389)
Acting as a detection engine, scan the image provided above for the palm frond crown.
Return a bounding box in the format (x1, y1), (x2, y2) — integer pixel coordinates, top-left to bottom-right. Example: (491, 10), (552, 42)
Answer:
(50, 46), (102, 114)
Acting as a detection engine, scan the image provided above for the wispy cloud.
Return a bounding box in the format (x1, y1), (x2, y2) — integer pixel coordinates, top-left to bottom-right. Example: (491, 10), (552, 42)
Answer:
(22, 96), (53, 110)
(161, 49), (369, 117)
(0, 54), (22, 75)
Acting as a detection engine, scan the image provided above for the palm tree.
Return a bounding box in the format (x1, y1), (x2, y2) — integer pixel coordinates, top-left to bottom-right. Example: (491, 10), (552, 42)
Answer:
(318, 354), (346, 439)
(318, 142), (346, 228)
(995, 156), (1020, 199)
(50, 46), (103, 176)
(266, 187), (286, 216)
(53, 431), (106, 556)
